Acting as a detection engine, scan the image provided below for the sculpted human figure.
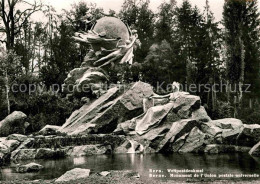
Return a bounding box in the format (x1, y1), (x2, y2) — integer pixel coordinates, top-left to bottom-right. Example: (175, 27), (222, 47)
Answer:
(73, 16), (137, 68)
(142, 82), (184, 113)
(62, 17), (139, 98)
(93, 33), (138, 67)
(132, 82), (190, 135)
(150, 82), (182, 100)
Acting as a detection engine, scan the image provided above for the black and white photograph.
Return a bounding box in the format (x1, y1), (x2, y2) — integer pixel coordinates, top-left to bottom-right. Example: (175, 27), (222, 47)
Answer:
(0, 0), (260, 183)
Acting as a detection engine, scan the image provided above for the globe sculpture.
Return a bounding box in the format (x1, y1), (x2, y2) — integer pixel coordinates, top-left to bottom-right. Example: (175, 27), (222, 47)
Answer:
(92, 16), (130, 50)
(62, 17), (138, 98)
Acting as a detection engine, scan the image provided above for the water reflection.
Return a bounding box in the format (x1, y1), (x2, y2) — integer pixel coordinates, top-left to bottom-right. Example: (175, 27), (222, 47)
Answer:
(73, 157), (86, 165)
(0, 153), (260, 181)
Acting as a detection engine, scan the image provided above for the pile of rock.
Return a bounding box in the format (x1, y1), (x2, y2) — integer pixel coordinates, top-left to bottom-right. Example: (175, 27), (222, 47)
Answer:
(1, 82), (260, 165)
(59, 81), (260, 155)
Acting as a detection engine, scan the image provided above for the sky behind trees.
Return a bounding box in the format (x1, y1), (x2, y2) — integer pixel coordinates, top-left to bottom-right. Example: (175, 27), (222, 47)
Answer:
(24, 0), (225, 22)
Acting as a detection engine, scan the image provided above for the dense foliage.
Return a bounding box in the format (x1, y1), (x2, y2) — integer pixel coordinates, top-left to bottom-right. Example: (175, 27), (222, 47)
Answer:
(0, 0), (260, 133)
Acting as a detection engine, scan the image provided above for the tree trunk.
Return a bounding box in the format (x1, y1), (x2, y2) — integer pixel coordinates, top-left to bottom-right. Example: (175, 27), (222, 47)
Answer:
(5, 70), (10, 115)
(238, 29), (245, 106)
(234, 96), (237, 118)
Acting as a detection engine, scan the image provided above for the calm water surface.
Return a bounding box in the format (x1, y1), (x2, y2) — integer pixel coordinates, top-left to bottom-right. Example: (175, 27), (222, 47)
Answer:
(1, 153), (260, 181)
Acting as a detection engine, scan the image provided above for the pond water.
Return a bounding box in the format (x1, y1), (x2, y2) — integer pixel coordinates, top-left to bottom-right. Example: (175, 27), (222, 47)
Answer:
(1, 153), (260, 182)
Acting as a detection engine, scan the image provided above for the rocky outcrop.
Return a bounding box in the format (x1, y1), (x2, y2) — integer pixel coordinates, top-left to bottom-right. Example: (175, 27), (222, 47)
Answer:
(38, 125), (63, 136)
(0, 138), (20, 152)
(16, 163), (44, 173)
(200, 118), (244, 145)
(60, 82), (154, 135)
(55, 168), (90, 182)
(0, 111), (27, 136)
(237, 124), (260, 147)
(68, 144), (112, 156)
(112, 92), (206, 153)
(7, 134), (125, 161)
(114, 139), (144, 154)
(0, 138), (21, 164)
(2, 82), (260, 162)
(35, 148), (68, 159)
(11, 149), (37, 160)
(109, 88), (253, 154)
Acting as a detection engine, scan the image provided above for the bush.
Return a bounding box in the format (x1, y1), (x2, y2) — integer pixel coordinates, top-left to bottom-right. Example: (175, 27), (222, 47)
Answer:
(246, 111), (260, 124)
(208, 100), (234, 120)
(208, 99), (260, 125)
(238, 105), (260, 125)
(12, 92), (82, 134)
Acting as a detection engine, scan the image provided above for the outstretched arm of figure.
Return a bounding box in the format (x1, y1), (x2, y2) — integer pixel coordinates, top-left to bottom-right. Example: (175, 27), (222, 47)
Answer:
(94, 49), (122, 66)
(150, 94), (171, 100)
(98, 55), (122, 68)
(72, 36), (90, 43)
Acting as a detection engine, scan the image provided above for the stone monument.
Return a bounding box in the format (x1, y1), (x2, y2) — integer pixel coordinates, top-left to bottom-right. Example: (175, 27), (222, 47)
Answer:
(62, 16), (138, 98)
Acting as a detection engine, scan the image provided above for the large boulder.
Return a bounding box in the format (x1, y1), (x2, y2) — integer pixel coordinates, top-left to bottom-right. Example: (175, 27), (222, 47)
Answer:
(0, 111), (27, 136)
(60, 82), (154, 135)
(200, 118), (244, 145)
(16, 163), (44, 173)
(208, 118), (243, 130)
(55, 168), (90, 183)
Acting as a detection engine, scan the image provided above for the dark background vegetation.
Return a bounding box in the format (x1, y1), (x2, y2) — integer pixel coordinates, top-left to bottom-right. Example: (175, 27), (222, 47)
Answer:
(0, 0), (259, 133)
